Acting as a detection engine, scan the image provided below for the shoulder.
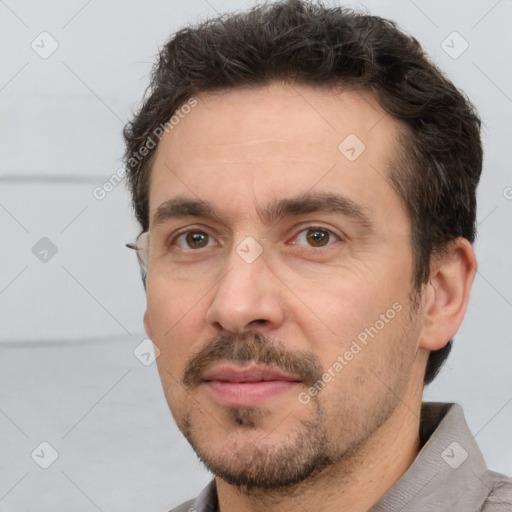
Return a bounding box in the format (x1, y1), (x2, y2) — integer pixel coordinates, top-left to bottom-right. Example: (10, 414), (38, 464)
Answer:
(168, 498), (196, 512)
(481, 471), (512, 511)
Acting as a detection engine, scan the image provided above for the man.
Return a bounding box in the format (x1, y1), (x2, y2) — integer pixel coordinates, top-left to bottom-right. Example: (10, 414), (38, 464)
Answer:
(123, 1), (512, 510)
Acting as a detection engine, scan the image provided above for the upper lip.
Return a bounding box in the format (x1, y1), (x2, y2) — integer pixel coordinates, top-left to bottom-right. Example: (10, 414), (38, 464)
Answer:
(202, 363), (301, 383)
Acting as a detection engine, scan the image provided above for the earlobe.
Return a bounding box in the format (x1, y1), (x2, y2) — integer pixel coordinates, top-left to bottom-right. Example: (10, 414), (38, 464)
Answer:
(419, 238), (477, 351)
(143, 310), (153, 340)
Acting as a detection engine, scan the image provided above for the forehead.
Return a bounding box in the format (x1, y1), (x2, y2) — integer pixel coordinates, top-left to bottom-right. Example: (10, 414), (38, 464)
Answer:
(148, 82), (406, 227)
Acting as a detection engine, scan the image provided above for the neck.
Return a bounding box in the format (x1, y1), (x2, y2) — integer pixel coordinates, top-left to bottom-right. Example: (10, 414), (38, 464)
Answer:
(216, 378), (424, 512)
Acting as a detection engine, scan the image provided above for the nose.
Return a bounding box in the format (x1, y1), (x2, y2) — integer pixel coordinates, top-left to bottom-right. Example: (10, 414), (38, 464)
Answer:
(205, 247), (285, 334)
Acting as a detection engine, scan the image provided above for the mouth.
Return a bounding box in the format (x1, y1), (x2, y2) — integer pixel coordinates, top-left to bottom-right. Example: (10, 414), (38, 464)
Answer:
(201, 363), (302, 407)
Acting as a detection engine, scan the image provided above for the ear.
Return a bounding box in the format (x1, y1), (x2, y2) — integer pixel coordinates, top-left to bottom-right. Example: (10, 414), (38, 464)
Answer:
(143, 310), (153, 340)
(418, 238), (477, 351)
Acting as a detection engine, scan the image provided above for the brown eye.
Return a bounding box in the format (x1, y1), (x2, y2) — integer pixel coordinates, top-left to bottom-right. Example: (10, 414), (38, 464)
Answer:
(174, 231), (213, 249)
(306, 229), (331, 247)
(290, 227), (340, 248)
(186, 232), (209, 249)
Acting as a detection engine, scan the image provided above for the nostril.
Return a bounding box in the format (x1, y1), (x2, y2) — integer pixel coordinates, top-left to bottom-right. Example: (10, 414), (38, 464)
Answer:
(251, 319), (267, 325)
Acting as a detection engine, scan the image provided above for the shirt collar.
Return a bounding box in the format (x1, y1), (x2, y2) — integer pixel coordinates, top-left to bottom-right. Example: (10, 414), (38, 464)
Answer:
(190, 479), (218, 512)
(371, 402), (491, 511)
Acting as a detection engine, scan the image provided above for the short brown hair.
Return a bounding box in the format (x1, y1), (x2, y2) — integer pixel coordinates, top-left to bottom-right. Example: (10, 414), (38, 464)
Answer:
(123, 0), (482, 384)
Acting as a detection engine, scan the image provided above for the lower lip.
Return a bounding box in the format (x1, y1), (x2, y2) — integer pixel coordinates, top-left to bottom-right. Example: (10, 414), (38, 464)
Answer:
(204, 380), (300, 407)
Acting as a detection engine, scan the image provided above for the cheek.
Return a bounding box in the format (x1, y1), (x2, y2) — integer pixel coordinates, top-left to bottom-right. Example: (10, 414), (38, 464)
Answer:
(286, 259), (413, 371)
(146, 277), (210, 373)
(312, 302), (417, 423)
(288, 270), (393, 337)
(147, 275), (206, 331)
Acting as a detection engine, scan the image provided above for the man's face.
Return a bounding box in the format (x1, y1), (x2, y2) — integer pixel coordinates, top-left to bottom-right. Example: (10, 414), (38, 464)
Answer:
(144, 83), (425, 488)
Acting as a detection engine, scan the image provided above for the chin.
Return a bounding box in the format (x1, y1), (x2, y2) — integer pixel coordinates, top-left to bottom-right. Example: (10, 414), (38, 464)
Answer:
(179, 401), (339, 490)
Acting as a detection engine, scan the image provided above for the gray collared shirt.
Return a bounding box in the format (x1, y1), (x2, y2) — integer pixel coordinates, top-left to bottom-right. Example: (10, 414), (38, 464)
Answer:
(170, 402), (512, 511)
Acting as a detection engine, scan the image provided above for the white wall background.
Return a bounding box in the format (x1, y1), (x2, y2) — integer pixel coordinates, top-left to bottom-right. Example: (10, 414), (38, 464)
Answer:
(0, 0), (510, 510)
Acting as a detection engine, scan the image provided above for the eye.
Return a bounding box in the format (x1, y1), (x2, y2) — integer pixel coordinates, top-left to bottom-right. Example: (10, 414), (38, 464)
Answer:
(291, 227), (340, 248)
(174, 230), (217, 250)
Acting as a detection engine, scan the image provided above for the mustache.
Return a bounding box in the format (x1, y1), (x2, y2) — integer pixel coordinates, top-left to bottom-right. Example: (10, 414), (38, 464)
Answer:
(182, 332), (323, 389)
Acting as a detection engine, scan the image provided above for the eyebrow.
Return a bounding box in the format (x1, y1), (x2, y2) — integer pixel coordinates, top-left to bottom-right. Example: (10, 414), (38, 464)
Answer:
(153, 197), (222, 227)
(152, 192), (373, 232)
(260, 192), (373, 231)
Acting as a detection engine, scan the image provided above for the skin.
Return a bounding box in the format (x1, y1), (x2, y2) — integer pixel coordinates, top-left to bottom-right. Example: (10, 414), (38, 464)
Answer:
(142, 82), (477, 512)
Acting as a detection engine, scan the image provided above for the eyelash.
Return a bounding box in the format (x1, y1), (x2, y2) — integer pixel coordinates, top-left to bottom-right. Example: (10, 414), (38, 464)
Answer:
(170, 226), (342, 251)
(288, 227), (341, 248)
